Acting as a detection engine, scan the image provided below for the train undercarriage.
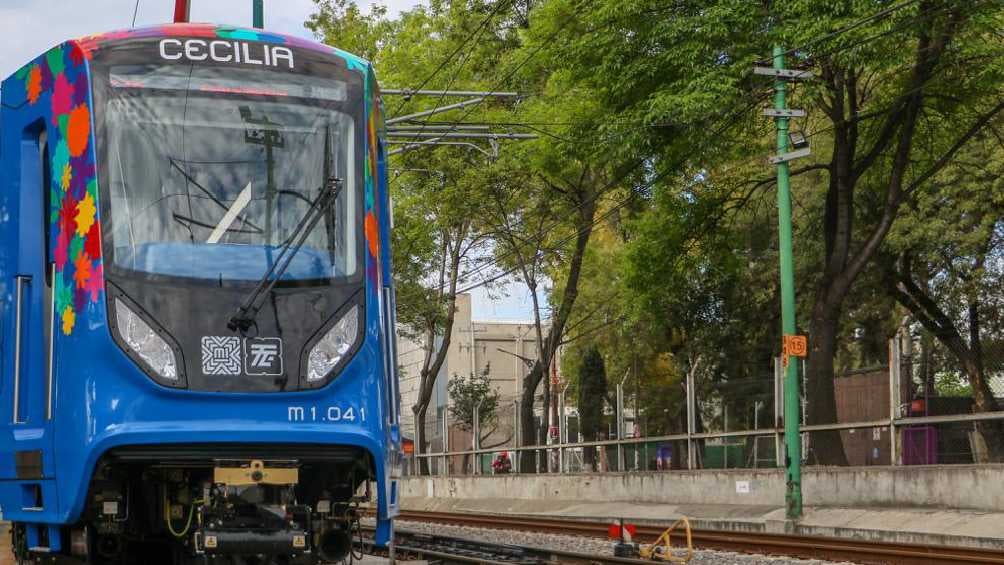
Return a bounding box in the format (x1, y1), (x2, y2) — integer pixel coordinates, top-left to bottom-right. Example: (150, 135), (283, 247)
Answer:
(12, 445), (376, 565)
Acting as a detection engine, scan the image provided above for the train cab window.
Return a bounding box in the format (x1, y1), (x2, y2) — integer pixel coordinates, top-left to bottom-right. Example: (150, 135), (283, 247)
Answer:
(100, 65), (360, 285)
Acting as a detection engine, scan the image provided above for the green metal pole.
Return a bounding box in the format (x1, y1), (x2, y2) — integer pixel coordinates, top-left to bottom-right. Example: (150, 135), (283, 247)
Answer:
(774, 44), (803, 520)
(253, 0), (264, 28)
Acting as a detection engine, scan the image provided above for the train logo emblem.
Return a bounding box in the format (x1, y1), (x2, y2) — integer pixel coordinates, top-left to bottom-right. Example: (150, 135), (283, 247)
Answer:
(201, 337), (284, 376)
(245, 338), (283, 376)
(201, 336), (242, 375)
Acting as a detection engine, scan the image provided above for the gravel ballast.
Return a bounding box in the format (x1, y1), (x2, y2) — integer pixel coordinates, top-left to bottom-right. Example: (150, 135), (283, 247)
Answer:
(393, 519), (860, 565)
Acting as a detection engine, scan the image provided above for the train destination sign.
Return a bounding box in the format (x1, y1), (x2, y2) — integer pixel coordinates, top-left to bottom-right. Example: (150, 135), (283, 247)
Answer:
(159, 38), (295, 69)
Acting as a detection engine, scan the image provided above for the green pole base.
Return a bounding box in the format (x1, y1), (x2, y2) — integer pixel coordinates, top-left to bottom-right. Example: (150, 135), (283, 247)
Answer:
(785, 481), (803, 520)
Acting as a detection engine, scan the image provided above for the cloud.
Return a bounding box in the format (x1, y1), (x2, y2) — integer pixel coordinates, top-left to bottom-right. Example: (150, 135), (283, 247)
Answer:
(0, 0), (419, 79)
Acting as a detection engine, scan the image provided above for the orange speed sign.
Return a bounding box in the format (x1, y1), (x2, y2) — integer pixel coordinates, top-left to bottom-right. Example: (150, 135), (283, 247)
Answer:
(783, 334), (807, 358)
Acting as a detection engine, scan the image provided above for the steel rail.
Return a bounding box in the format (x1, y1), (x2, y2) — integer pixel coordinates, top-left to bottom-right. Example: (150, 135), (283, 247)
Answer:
(392, 510), (1004, 565)
(363, 528), (661, 565)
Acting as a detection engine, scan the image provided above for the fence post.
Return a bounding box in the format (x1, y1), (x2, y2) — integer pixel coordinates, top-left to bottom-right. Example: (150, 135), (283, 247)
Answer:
(414, 411), (422, 476)
(686, 365), (696, 470)
(513, 400), (521, 472)
(442, 405), (449, 476)
(559, 384), (568, 473)
(774, 356), (784, 467)
(616, 381), (624, 471)
(889, 337), (900, 466)
(473, 401), (481, 475)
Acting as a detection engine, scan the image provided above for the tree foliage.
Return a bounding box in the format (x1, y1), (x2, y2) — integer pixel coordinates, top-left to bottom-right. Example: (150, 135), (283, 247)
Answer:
(575, 346), (607, 470)
(307, 0), (1004, 467)
(448, 366), (506, 445)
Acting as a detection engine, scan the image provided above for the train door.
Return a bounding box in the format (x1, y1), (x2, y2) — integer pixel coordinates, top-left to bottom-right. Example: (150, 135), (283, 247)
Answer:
(2, 121), (60, 530)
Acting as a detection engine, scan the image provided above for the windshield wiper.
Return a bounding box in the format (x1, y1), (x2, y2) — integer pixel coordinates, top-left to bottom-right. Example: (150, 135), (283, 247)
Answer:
(227, 176), (343, 333)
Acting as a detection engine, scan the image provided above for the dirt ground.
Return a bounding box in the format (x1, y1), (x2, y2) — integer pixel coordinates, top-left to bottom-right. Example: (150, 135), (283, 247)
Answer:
(0, 523), (12, 565)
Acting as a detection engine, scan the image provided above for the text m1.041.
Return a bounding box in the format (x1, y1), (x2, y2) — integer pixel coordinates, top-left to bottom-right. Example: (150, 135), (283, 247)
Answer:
(287, 406), (365, 423)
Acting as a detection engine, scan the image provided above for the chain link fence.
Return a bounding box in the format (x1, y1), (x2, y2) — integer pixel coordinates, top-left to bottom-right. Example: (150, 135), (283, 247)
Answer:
(897, 328), (1004, 464)
(405, 327), (1004, 474)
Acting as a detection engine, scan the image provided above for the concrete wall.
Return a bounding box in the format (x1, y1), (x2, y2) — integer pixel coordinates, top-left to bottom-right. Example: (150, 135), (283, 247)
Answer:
(401, 465), (1004, 512)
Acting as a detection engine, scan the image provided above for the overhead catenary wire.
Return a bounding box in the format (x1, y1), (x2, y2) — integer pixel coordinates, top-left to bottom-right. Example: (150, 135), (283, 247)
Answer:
(389, 0), (517, 117)
(390, 0), (726, 157)
(775, 0), (923, 60)
(390, 0), (598, 167)
(390, 0), (520, 152)
(405, 1), (972, 145)
(787, 0), (1001, 147)
(450, 91), (774, 295)
(448, 90), (774, 294)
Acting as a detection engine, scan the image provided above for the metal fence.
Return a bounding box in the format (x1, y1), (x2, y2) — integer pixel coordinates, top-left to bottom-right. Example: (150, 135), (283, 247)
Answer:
(404, 328), (1004, 475)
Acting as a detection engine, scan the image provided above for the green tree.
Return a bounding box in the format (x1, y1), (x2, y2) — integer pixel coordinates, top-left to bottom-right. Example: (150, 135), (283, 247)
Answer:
(576, 346), (608, 471)
(448, 366), (508, 446)
(306, 0), (392, 62)
(883, 132), (1004, 459)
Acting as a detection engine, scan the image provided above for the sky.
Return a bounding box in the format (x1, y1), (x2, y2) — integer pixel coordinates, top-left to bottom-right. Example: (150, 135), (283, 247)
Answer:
(0, 0), (538, 321)
(0, 0), (420, 79)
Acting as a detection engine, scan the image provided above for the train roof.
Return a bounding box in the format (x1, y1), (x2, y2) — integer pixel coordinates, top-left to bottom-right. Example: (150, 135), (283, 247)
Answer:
(73, 22), (371, 74)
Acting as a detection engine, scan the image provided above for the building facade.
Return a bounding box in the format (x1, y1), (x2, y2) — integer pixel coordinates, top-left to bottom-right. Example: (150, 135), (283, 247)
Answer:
(396, 293), (551, 451)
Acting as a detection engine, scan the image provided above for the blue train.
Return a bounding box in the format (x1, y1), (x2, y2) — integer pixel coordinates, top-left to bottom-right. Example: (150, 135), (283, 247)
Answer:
(0, 19), (401, 565)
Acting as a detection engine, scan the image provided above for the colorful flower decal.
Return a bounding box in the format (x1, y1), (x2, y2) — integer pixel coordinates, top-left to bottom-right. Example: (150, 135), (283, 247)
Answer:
(51, 74), (73, 121)
(61, 307), (76, 336)
(73, 254), (93, 289)
(66, 104), (91, 157)
(9, 43), (104, 335)
(60, 163), (72, 191)
(362, 73), (383, 288)
(75, 192), (96, 237)
(55, 231), (70, 270)
(26, 66), (43, 104)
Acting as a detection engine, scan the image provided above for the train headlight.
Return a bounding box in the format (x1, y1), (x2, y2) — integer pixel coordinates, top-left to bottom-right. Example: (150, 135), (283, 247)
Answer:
(115, 298), (178, 380)
(307, 305), (359, 381)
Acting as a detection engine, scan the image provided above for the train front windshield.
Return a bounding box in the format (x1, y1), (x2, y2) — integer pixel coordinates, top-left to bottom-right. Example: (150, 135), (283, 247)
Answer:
(103, 65), (357, 282)
(91, 47), (367, 392)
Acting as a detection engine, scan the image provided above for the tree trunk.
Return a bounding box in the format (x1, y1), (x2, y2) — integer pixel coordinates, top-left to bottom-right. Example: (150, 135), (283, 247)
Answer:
(414, 403), (429, 474)
(519, 362), (544, 472)
(410, 232), (466, 475)
(516, 181), (597, 472)
(966, 301), (1004, 461)
(804, 299), (849, 465)
(582, 426), (597, 471)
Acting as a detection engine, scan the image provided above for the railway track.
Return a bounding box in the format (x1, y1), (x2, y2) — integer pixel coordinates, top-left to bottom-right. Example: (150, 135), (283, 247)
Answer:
(365, 528), (663, 565)
(392, 509), (1004, 565)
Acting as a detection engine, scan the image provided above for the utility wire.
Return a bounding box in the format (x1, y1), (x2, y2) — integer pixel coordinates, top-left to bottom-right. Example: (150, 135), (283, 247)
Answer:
(394, 0), (520, 150)
(409, 1), (950, 294)
(391, 0), (597, 173)
(447, 90), (772, 293)
(390, 0), (516, 117)
(776, 0), (922, 60)
(132, 0), (141, 27)
(805, 0), (987, 63)
(450, 91), (773, 295)
(792, 0), (999, 144)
